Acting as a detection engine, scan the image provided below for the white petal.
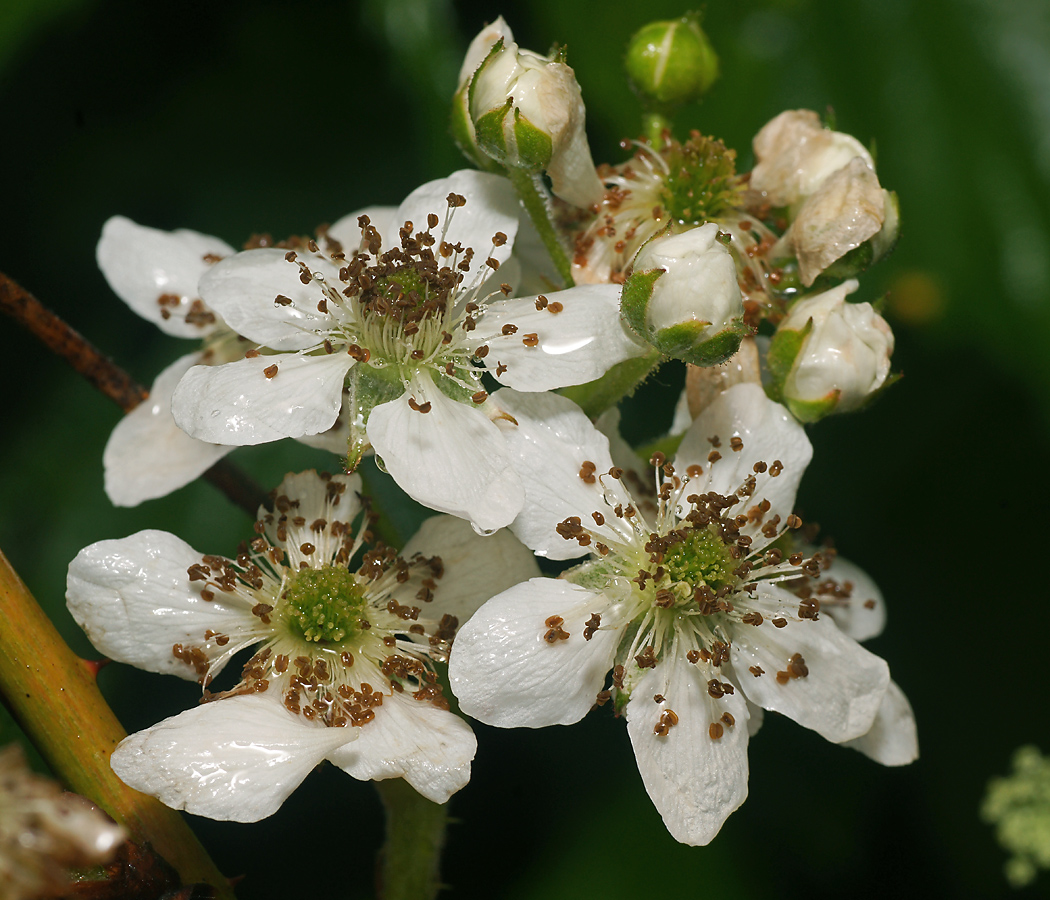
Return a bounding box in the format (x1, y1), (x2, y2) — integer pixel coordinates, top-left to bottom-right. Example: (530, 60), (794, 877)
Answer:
(394, 170), (519, 269)
(366, 375), (523, 532)
(449, 578), (618, 727)
(198, 248), (337, 351)
(730, 601), (889, 743)
(328, 692), (476, 803)
(172, 352), (353, 446)
(104, 353), (234, 507)
(494, 390), (627, 560)
(626, 661), (750, 845)
(326, 205), (399, 253)
(393, 515), (540, 624)
(815, 553), (886, 642)
(480, 285), (645, 391)
(110, 695), (353, 822)
(66, 531), (254, 680)
(674, 383), (811, 545)
(97, 216), (232, 338)
(843, 679), (918, 766)
(267, 470), (362, 522)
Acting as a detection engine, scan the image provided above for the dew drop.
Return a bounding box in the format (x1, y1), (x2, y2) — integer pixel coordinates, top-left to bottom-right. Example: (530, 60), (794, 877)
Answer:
(374, 455), (388, 474)
(471, 523), (497, 537)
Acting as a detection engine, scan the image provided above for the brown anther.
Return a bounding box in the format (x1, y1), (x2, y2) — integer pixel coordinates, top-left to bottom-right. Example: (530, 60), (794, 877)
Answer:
(543, 615), (570, 643)
(547, 301), (563, 313)
(407, 398), (433, 414)
(471, 390), (488, 404)
(522, 333), (539, 347)
(263, 364), (279, 379)
(730, 437), (744, 452)
(709, 722), (724, 740)
(772, 617), (787, 628)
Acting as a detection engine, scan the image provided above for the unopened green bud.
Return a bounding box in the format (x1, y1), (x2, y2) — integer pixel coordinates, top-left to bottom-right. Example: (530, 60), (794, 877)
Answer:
(625, 14), (719, 109)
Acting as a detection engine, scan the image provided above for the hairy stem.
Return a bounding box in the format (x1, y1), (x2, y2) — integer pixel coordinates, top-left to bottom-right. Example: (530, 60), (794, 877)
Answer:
(0, 271), (265, 516)
(506, 168), (575, 288)
(0, 547), (236, 897)
(374, 779), (449, 900)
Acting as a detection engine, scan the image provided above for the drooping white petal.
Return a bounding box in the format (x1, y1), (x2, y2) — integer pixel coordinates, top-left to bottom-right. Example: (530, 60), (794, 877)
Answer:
(493, 390), (629, 559)
(392, 514), (540, 624)
(110, 695), (353, 822)
(843, 679), (918, 766)
(96, 216), (232, 338)
(479, 284), (646, 391)
(674, 383), (811, 546)
(366, 375), (523, 532)
(172, 352), (353, 446)
(730, 594), (889, 743)
(104, 352), (235, 507)
(328, 693), (476, 803)
(394, 170), (519, 269)
(815, 553), (886, 642)
(326, 205), (399, 254)
(198, 248), (338, 351)
(626, 661), (750, 846)
(66, 531), (256, 680)
(449, 578), (619, 727)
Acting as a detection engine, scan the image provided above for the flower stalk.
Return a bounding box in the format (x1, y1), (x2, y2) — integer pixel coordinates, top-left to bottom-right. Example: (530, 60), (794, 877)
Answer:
(0, 271), (266, 516)
(506, 167), (575, 288)
(375, 778), (449, 900)
(0, 546), (235, 898)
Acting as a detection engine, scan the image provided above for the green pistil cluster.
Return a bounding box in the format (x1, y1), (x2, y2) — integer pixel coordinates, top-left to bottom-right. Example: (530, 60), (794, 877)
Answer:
(662, 525), (738, 593)
(661, 133), (741, 223)
(282, 565), (367, 644)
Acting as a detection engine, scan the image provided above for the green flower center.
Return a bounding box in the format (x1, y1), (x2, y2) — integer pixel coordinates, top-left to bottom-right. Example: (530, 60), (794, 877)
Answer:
(662, 525), (738, 592)
(282, 566), (367, 644)
(661, 133), (741, 223)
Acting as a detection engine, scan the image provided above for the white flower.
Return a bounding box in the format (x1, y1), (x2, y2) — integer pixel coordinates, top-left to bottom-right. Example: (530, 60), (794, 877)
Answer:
(0, 744), (125, 899)
(750, 109), (874, 208)
(449, 384), (899, 845)
(96, 216), (355, 506)
(773, 279), (894, 421)
(464, 21), (603, 208)
(622, 224), (749, 365)
(65, 470), (539, 821)
(170, 169), (645, 531)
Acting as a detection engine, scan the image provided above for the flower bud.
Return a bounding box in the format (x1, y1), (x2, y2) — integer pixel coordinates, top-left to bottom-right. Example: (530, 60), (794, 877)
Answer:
(466, 30), (603, 208)
(767, 279), (894, 421)
(621, 224), (750, 366)
(625, 13), (719, 109)
(451, 17), (512, 172)
(751, 109), (873, 208)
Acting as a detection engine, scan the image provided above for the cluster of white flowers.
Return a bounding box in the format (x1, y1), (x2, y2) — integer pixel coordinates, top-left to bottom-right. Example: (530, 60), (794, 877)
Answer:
(66, 13), (915, 851)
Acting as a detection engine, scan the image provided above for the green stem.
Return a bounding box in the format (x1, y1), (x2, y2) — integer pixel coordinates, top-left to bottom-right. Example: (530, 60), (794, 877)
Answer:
(506, 167), (575, 288)
(643, 110), (673, 149)
(559, 348), (663, 419)
(375, 779), (449, 900)
(0, 547), (235, 898)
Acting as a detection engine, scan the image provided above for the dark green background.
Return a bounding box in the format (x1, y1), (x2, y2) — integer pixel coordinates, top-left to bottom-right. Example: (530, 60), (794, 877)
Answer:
(2, 0), (1049, 897)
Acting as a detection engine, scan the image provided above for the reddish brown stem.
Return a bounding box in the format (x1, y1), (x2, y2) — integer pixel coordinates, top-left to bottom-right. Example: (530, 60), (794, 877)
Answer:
(1, 271), (265, 515)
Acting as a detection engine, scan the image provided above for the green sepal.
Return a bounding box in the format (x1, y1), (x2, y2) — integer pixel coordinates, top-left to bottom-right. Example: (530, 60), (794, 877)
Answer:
(344, 367), (404, 473)
(786, 390), (840, 424)
(817, 240), (874, 284)
(673, 322), (749, 367)
(512, 108), (553, 169)
(450, 83), (501, 172)
(765, 319), (813, 402)
(619, 268), (665, 340)
(558, 348), (662, 419)
(634, 430), (686, 465)
(473, 100), (512, 163)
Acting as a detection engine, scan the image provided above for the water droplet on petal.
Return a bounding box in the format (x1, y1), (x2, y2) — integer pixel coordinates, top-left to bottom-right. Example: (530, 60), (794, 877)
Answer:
(374, 455), (388, 474)
(471, 523), (497, 537)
